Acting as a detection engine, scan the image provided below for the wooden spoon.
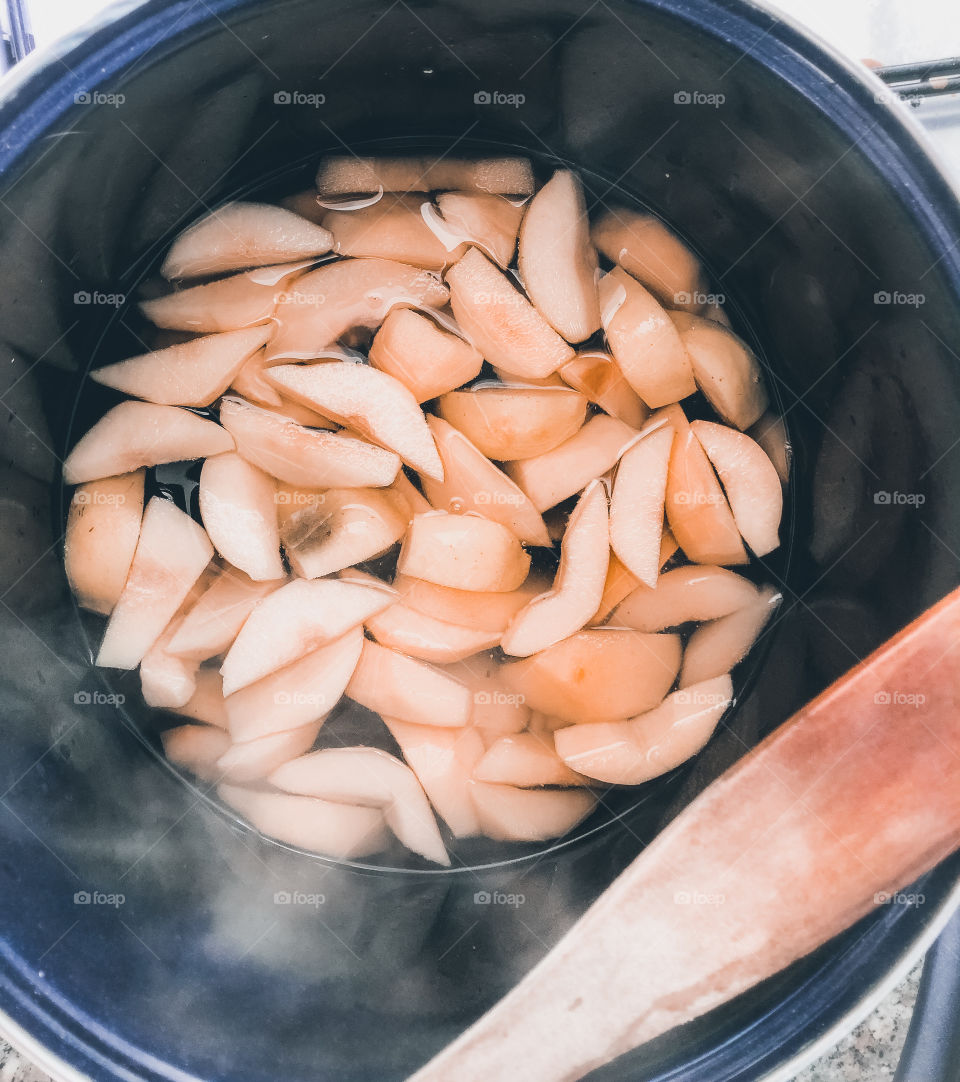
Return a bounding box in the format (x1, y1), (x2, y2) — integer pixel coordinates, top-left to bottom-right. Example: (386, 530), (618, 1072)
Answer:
(409, 585), (960, 1082)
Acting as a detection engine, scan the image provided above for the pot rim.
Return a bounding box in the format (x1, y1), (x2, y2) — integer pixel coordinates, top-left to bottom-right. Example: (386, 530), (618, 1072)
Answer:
(0, 1), (958, 1080)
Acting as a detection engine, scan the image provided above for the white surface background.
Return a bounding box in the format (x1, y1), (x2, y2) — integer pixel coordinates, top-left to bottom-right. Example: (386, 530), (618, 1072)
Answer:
(20, 0), (960, 63)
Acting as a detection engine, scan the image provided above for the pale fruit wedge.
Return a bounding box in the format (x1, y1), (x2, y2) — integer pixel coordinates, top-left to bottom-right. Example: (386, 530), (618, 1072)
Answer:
(599, 267), (696, 408)
(280, 487), (409, 579)
(279, 189), (326, 223)
(268, 361), (443, 479)
(225, 625), (363, 742)
(230, 350), (284, 407)
(167, 569), (281, 660)
(505, 414), (638, 512)
(170, 668), (229, 728)
(559, 351), (649, 429)
(369, 308), (483, 403)
(591, 551), (640, 626)
(141, 262), (308, 332)
(475, 732), (586, 788)
(218, 783), (388, 859)
(398, 511), (530, 593)
(434, 191), (525, 268)
(65, 470), (145, 616)
(749, 411), (792, 485)
(660, 406), (747, 566)
(501, 481), (609, 657)
(446, 248), (575, 379)
(436, 386), (588, 461)
(609, 424), (674, 588)
(382, 717), (485, 837)
(262, 396), (340, 429)
(91, 325), (272, 407)
(518, 170), (600, 343)
(63, 402), (234, 485)
(592, 532), (678, 624)
(367, 602), (501, 663)
(469, 781), (596, 842)
(490, 367), (567, 388)
(614, 565), (760, 632)
(273, 481), (327, 532)
(503, 628), (682, 723)
(142, 642), (198, 711)
(140, 570), (216, 709)
(346, 639), (473, 728)
(161, 201), (333, 279)
(389, 470), (432, 516)
(704, 300), (732, 327)
(690, 420), (783, 557)
(315, 156), (535, 197)
(393, 574), (543, 634)
(199, 452), (284, 581)
(267, 257), (448, 360)
(528, 711), (573, 734)
(591, 208), (703, 309)
(671, 312), (768, 430)
(421, 416), (550, 547)
(220, 577), (396, 695)
(323, 195), (467, 270)
(554, 676), (734, 785)
(162, 725), (231, 782)
(679, 585), (781, 687)
(219, 396), (399, 488)
(215, 723), (319, 784)
(269, 746), (449, 865)
(97, 498), (213, 669)
(442, 656), (531, 733)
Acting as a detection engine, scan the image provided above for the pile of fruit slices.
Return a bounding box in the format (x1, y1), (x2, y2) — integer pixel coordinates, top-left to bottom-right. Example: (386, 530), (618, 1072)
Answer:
(62, 155), (789, 866)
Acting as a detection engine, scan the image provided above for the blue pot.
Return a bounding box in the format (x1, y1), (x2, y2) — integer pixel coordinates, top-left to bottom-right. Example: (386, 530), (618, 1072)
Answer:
(1, 1), (960, 1079)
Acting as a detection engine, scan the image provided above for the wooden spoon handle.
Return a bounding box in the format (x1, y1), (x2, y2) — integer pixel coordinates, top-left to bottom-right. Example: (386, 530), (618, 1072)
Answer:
(410, 586), (960, 1082)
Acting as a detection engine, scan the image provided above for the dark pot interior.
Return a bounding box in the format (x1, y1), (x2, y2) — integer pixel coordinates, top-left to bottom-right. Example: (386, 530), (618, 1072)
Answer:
(1, 0), (960, 1079)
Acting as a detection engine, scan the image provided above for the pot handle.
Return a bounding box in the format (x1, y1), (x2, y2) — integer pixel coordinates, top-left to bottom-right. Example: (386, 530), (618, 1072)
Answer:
(875, 58), (960, 100)
(894, 905), (960, 1082)
(0, 0), (34, 71)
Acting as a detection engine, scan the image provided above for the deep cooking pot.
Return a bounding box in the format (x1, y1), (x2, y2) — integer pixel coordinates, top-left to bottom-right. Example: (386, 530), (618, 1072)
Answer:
(2, 1), (960, 1079)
